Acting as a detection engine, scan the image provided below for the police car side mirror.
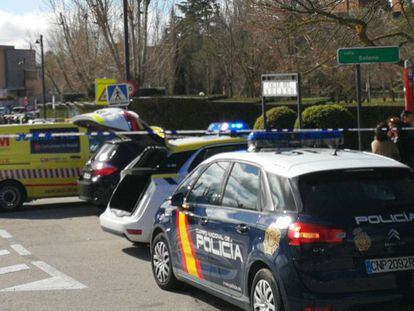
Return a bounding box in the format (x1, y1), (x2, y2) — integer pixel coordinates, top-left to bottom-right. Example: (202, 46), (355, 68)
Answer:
(170, 192), (184, 207)
(170, 193), (192, 210)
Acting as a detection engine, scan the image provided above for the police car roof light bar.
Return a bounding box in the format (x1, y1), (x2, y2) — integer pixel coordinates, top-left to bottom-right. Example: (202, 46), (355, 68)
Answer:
(207, 122), (250, 133)
(247, 130), (343, 151)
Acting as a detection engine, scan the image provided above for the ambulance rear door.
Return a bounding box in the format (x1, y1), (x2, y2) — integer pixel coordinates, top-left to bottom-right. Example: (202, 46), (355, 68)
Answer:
(28, 125), (85, 198)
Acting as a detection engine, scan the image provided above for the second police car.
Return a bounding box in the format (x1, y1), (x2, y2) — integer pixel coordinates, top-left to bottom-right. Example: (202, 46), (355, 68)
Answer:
(150, 131), (414, 311)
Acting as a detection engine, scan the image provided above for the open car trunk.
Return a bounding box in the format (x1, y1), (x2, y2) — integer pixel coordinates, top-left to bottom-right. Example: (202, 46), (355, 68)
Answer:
(108, 146), (169, 216)
(71, 107), (165, 147)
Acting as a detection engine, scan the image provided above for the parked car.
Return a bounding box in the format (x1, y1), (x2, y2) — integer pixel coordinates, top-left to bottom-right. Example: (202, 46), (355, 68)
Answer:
(78, 138), (145, 208)
(75, 107), (165, 208)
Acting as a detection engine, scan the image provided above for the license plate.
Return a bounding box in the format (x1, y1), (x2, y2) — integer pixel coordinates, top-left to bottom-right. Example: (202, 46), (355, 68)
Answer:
(365, 256), (414, 274)
(83, 172), (91, 179)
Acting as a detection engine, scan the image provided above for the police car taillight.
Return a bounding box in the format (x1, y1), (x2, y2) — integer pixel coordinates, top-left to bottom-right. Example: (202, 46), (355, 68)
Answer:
(207, 122), (249, 132)
(288, 222), (345, 246)
(247, 130), (343, 151)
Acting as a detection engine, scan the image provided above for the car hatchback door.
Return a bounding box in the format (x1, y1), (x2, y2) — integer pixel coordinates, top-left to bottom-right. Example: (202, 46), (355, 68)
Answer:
(291, 167), (414, 296)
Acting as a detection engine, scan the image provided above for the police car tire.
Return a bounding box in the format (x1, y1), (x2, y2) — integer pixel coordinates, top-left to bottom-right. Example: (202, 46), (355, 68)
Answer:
(151, 233), (180, 291)
(0, 182), (25, 211)
(250, 268), (282, 311)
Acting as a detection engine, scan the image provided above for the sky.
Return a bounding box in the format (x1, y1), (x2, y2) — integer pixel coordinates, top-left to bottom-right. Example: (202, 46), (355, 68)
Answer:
(0, 0), (52, 49)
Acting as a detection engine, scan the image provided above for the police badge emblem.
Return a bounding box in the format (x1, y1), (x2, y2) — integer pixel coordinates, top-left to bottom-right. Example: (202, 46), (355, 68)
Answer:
(353, 228), (371, 252)
(263, 223), (281, 255)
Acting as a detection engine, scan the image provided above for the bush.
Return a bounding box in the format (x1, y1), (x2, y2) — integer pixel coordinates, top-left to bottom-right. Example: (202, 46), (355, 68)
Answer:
(295, 104), (355, 129)
(254, 106), (297, 129)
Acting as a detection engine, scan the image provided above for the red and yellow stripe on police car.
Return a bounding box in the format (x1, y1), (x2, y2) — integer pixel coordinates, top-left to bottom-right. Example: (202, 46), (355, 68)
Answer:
(176, 210), (203, 279)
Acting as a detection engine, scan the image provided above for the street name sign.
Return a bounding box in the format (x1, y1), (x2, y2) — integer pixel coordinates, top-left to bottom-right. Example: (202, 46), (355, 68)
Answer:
(261, 74), (298, 97)
(262, 80), (297, 97)
(261, 73), (302, 128)
(337, 46), (400, 65)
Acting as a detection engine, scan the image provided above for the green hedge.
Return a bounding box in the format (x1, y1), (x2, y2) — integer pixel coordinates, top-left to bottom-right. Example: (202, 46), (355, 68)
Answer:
(254, 106), (297, 129)
(129, 98), (404, 131)
(129, 97), (261, 130)
(295, 104), (355, 129)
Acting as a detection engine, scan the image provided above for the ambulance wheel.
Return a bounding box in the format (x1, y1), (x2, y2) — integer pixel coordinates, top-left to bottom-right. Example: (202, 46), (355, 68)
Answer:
(0, 181), (25, 210)
(250, 268), (282, 311)
(151, 233), (179, 291)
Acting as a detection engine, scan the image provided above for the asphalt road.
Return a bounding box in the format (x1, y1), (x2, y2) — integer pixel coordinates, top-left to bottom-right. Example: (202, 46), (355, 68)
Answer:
(0, 198), (241, 311)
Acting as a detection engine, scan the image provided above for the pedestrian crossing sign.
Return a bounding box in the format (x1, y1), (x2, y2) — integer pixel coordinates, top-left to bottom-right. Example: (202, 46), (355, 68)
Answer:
(106, 83), (130, 106)
(95, 78), (116, 105)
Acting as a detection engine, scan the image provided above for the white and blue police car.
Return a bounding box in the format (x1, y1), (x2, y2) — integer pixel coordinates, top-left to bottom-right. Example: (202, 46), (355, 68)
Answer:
(150, 131), (414, 311)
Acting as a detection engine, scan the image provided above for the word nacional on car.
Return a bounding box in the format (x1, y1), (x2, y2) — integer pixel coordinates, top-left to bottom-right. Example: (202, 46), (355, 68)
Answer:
(150, 130), (414, 311)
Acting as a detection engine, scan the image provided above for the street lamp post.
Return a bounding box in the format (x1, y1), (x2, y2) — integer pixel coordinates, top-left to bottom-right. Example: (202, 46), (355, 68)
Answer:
(36, 35), (46, 119)
(123, 0), (131, 82)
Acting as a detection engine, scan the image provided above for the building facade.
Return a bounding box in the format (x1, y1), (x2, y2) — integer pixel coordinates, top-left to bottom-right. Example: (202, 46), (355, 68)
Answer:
(0, 45), (41, 100)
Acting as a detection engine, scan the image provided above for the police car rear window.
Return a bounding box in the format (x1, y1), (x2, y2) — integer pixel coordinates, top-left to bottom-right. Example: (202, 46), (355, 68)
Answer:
(267, 173), (296, 211)
(298, 168), (414, 216)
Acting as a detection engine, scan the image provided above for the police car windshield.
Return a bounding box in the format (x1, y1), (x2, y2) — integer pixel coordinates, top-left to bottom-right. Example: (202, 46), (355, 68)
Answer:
(298, 168), (414, 216)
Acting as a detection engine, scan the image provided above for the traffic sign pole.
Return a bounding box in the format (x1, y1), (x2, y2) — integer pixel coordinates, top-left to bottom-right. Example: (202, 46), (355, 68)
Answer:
(261, 96), (268, 130)
(355, 64), (362, 151)
(297, 73), (302, 129)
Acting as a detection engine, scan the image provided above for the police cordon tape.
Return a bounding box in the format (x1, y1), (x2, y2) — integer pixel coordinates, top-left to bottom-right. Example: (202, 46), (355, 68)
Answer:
(0, 127), (411, 141)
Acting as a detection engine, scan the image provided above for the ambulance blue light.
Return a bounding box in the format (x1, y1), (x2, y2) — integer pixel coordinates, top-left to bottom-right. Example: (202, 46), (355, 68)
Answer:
(207, 122), (249, 132)
(248, 130), (343, 150)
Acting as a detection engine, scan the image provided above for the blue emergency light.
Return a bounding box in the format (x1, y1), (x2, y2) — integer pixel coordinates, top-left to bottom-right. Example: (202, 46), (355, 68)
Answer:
(207, 122), (250, 132)
(247, 130), (343, 150)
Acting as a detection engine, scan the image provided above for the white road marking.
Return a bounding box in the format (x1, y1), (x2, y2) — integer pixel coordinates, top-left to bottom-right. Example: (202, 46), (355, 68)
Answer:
(0, 230), (12, 239)
(0, 261), (86, 292)
(0, 264), (30, 275)
(0, 250), (10, 256)
(10, 244), (31, 256)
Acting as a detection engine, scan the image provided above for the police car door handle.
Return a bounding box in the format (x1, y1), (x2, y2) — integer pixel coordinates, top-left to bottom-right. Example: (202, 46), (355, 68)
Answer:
(70, 155), (81, 159)
(235, 224), (249, 234)
(199, 217), (208, 225)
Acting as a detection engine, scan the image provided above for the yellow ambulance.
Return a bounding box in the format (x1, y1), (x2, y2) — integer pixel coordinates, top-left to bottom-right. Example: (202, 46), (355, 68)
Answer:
(0, 123), (93, 210)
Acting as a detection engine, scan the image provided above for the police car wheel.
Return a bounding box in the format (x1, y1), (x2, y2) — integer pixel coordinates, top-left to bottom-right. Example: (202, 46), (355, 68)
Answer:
(0, 183), (25, 210)
(251, 269), (281, 311)
(151, 233), (179, 291)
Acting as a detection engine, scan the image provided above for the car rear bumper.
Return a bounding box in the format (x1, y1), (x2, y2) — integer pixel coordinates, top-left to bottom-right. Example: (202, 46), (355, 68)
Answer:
(99, 209), (149, 243)
(78, 177), (116, 207)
